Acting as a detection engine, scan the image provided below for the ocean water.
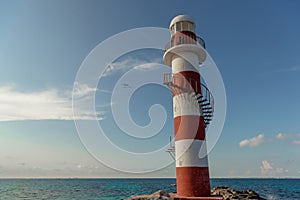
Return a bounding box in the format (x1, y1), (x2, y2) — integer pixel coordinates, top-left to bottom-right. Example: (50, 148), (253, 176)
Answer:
(0, 178), (299, 200)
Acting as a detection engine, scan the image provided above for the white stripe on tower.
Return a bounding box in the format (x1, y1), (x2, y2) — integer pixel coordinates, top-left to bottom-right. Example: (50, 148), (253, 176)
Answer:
(175, 139), (208, 167)
(173, 93), (200, 118)
(171, 53), (199, 74)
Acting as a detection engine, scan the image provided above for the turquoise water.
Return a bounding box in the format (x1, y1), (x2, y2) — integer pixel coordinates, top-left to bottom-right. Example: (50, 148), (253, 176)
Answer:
(0, 178), (299, 199)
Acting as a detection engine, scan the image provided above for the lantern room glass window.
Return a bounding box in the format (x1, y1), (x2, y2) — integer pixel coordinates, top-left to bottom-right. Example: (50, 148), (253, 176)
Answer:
(187, 22), (195, 32)
(171, 21), (195, 35)
(170, 25), (175, 35)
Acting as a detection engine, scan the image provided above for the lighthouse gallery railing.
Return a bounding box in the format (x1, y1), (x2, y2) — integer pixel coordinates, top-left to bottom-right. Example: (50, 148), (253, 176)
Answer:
(165, 35), (206, 52)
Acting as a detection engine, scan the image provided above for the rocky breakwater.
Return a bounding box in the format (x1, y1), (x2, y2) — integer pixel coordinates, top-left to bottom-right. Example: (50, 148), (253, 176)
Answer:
(211, 186), (266, 200)
(124, 186), (266, 200)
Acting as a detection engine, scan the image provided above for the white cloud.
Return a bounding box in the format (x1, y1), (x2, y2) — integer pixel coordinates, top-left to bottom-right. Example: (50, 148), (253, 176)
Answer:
(260, 160), (288, 176)
(260, 160), (273, 176)
(292, 140), (300, 145)
(239, 134), (264, 147)
(261, 160), (273, 172)
(103, 57), (162, 76)
(275, 168), (284, 173)
(0, 84), (102, 121)
(276, 133), (287, 140)
(133, 62), (162, 71)
(97, 89), (112, 94)
(73, 82), (97, 98)
(276, 133), (300, 145)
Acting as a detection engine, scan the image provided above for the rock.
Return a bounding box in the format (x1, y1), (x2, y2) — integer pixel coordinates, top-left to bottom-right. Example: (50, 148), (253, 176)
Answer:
(211, 186), (266, 200)
(123, 190), (173, 200)
(124, 187), (266, 200)
(152, 190), (170, 197)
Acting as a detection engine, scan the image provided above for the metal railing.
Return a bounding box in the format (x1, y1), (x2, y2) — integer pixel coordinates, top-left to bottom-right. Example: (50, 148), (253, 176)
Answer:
(165, 35), (205, 52)
(163, 73), (214, 126)
(164, 73), (214, 159)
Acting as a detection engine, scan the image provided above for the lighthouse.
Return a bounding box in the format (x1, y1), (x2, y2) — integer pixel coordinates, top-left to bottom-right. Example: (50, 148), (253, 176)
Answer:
(163, 15), (222, 199)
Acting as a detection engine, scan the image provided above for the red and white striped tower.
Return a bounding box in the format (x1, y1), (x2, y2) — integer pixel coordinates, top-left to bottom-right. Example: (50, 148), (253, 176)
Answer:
(163, 15), (222, 200)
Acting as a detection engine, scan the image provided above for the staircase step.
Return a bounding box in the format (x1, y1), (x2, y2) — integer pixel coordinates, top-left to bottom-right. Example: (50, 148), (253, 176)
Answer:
(198, 99), (208, 104)
(202, 106), (212, 109)
(200, 103), (211, 107)
(203, 111), (212, 114)
(204, 116), (213, 118)
(196, 94), (203, 99)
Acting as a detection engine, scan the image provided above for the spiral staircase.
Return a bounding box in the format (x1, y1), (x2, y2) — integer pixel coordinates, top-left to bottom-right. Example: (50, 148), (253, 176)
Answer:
(163, 73), (214, 159)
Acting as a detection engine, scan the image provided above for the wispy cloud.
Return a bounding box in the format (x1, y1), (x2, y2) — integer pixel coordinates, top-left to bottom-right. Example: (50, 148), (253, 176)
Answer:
(276, 133), (300, 145)
(260, 160), (273, 175)
(133, 62), (162, 71)
(276, 133), (287, 140)
(292, 140), (300, 145)
(97, 89), (112, 94)
(276, 132), (300, 139)
(103, 57), (162, 76)
(276, 65), (300, 73)
(0, 84), (102, 121)
(284, 66), (300, 72)
(239, 134), (265, 147)
(260, 160), (287, 176)
(73, 82), (97, 98)
(275, 168), (284, 173)
(96, 103), (113, 108)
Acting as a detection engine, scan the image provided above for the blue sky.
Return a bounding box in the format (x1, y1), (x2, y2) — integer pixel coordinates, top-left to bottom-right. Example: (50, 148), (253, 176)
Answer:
(0, 0), (300, 178)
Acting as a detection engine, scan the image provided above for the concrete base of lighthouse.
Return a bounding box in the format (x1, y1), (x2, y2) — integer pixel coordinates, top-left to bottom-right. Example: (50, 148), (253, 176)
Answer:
(169, 193), (224, 200)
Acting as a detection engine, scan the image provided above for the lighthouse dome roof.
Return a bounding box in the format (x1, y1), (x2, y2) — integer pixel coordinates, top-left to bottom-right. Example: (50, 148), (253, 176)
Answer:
(170, 15), (194, 29)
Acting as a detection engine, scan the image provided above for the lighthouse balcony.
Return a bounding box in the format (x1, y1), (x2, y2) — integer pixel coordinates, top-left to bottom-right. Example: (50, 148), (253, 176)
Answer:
(164, 34), (205, 52)
(163, 34), (207, 66)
